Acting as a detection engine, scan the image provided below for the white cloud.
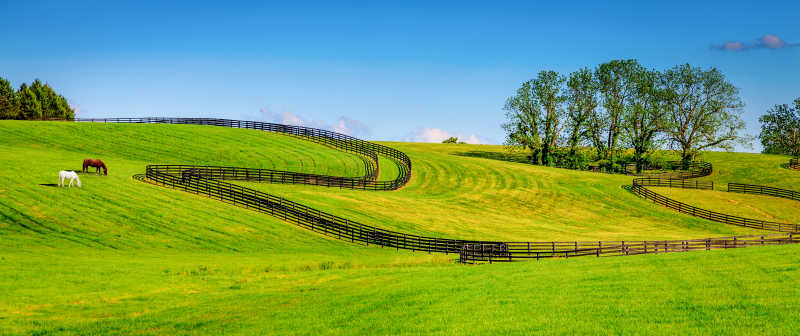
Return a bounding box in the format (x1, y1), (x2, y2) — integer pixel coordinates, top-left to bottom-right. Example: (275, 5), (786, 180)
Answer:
(258, 108), (370, 137)
(332, 117), (370, 138)
(464, 134), (482, 144)
(714, 34), (798, 51)
(760, 34), (786, 49)
(721, 41), (745, 51)
(408, 128), (483, 144)
(260, 108), (305, 126)
(413, 128), (451, 143)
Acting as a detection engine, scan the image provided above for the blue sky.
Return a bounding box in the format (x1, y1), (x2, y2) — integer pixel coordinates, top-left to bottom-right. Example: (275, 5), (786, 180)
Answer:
(2, 1), (798, 150)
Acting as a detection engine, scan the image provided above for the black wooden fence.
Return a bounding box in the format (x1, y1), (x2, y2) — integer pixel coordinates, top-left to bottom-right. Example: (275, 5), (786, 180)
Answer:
(659, 161), (713, 179)
(71, 118), (800, 263)
(632, 178), (800, 233)
(459, 233), (800, 263)
(728, 183), (800, 202)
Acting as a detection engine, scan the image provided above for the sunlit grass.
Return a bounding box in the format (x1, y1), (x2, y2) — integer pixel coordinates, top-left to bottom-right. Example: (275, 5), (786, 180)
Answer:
(1, 121), (799, 335)
(650, 187), (800, 224)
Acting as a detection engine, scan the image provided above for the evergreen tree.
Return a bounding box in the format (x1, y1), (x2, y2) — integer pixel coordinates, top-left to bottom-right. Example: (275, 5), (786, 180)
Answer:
(0, 77), (75, 120)
(0, 77), (19, 119)
(17, 83), (42, 120)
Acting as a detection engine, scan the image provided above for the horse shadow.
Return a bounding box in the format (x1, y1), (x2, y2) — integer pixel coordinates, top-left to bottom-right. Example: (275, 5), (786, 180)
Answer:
(43, 168), (93, 187)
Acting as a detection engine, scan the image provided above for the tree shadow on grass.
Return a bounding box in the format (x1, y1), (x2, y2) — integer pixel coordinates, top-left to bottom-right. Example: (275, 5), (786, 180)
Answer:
(453, 150), (532, 165)
(39, 183), (59, 187)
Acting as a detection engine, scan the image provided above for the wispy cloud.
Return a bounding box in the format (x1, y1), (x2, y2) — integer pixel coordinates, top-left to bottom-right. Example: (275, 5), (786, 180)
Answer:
(332, 117), (370, 138)
(258, 108), (371, 138)
(712, 34), (800, 51)
(406, 128), (484, 144)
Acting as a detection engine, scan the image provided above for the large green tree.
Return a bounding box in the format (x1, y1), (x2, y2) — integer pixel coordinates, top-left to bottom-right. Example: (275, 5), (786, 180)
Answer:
(503, 80), (543, 164)
(759, 98), (800, 157)
(661, 64), (747, 166)
(594, 59), (642, 168)
(502, 71), (567, 166)
(624, 68), (667, 173)
(531, 71), (567, 166)
(565, 68), (598, 158)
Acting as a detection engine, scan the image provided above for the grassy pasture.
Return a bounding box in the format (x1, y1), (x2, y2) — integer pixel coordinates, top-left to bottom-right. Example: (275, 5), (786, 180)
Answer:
(2, 245), (799, 335)
(651, 187), (800, 224)
(246, 142), (769, 241)
(1, 121), (799, 335)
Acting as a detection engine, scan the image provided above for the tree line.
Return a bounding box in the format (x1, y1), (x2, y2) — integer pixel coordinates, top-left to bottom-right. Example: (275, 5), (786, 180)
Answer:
(503, 60), (747, 173)
(0, 77), (75, 120)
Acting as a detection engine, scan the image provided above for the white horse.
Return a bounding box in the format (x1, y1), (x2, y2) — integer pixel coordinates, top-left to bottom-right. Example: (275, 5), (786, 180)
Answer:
(58, 170), (81, 188)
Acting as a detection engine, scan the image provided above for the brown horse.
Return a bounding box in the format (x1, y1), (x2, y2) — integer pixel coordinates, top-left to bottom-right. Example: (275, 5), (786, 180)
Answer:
(83, 158), (108, 175)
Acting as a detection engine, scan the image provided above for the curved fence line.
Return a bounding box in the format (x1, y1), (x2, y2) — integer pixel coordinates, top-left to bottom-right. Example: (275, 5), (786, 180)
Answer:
(76, 118), (410, 190)
(658, 161), (713, 180)
(71, 118), (800, 263)
(631, 178), (800, 233)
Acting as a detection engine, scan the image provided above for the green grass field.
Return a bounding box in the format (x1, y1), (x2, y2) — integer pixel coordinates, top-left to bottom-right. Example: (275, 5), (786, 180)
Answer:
(650, 187), (800, 224)
(1, 121), (799, 335)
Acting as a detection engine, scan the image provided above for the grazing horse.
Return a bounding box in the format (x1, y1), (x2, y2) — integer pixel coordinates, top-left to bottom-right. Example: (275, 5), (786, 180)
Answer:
(58, 171), (81, 188)
(83, 158), (108, 175)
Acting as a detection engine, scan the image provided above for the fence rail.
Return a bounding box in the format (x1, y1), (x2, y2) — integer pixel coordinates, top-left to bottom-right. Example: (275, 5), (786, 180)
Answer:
(460, 233), (800, 263)
(659, 161), (713, 179)
(632, 179), (800, 233)
(632, 177), (714, 190)
(69, 118), (800, 264)
(728, 183), (800, 202)
(790, 159), (800, 170)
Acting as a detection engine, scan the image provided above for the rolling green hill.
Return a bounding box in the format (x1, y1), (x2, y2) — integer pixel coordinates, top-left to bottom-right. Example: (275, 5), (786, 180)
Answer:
(1, 121), (798, 335)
